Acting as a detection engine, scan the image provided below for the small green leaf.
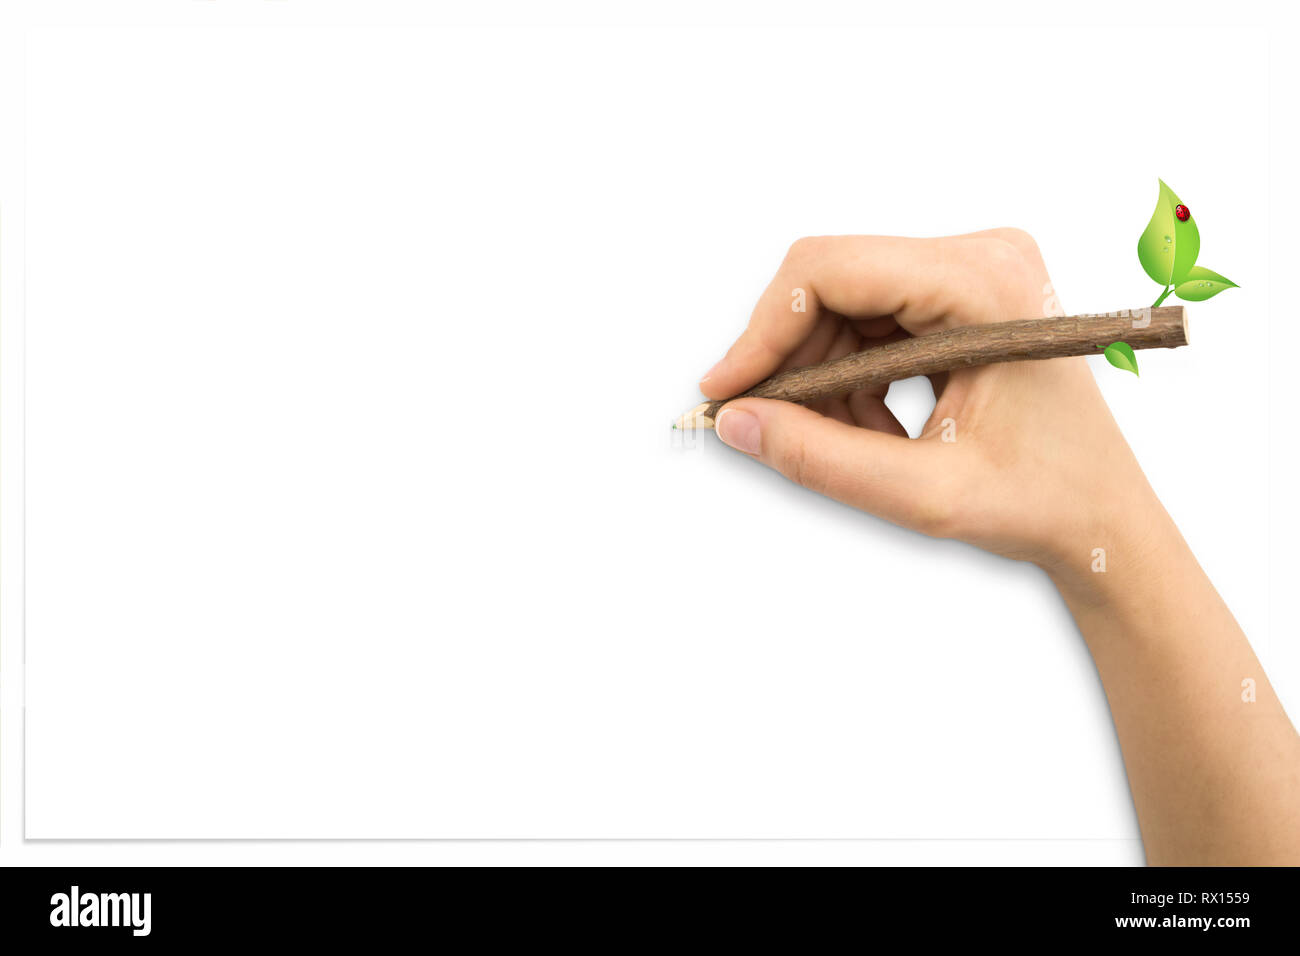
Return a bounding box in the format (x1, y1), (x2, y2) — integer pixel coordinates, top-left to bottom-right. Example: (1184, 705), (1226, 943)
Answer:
(1103, 341), (1140, 377)
(1137, 179), (1200, 286)
(1175, 265), (1238, 302)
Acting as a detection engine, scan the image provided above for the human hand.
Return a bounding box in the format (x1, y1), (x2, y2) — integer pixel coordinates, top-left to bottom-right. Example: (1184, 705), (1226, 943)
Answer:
(703, 231), (1300, 865)
(701, 229), (1162, 571)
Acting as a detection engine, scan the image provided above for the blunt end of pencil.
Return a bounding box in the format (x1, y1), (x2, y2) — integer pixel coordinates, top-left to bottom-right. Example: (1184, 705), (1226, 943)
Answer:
(674, 402), (716, 431)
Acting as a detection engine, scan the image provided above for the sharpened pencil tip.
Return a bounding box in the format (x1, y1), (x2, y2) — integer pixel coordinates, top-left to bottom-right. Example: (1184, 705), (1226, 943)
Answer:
(674, 402), (716, 431)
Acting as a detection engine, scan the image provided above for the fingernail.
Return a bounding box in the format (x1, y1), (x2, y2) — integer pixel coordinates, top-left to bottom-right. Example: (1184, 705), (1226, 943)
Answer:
(699, 360), (722, 386)
(715, 407), (761, 455)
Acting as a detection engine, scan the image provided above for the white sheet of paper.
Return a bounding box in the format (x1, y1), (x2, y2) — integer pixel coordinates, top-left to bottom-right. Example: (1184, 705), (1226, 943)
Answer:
(22, 22), (1273, 837)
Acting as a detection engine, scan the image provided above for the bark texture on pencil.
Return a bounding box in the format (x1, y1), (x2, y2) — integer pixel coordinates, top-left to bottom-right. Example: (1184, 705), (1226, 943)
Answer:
(676, 306), (1187, 429)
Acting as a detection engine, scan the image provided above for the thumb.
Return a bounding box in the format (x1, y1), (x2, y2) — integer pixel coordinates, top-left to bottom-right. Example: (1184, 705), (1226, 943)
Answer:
(713, 398), (953, 536)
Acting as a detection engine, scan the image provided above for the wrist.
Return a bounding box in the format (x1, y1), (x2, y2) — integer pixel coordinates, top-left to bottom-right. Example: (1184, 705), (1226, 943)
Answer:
(1036, 489), (1183, 613)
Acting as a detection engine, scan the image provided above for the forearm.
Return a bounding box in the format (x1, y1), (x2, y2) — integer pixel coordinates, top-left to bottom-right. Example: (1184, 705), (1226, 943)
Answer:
(1047, 500), (1300, 865)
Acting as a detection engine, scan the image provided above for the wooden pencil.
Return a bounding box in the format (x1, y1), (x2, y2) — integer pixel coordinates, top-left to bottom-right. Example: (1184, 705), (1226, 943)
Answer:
(675, 305), (1188, 430)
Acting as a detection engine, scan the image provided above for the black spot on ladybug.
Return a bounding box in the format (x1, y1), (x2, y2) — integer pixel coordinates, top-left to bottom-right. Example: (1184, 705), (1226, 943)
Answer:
(1175, 204), (1190, 222)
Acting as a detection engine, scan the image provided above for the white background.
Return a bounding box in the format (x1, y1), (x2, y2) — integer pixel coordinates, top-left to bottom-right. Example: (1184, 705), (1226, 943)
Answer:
(3, 1), (1298, 864)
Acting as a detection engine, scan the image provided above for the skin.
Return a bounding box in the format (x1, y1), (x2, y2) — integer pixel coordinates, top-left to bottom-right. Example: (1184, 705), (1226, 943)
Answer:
(702, 229), (1300, 866)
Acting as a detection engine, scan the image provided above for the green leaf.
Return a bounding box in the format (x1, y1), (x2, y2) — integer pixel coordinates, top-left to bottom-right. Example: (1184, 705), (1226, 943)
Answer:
(1137, 179), (1200, 286)
(1174, 265), (1238, 302)
(1103, 341), (1139, 377)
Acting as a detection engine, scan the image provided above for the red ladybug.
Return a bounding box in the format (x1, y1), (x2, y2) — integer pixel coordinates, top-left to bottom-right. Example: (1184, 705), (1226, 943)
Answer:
(1175, 204), (1190, 222)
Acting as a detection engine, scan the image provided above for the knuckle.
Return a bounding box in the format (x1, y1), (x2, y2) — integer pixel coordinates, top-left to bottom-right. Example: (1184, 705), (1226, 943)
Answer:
(988, 227), (1041, 260)
(784, 235), (826, 265)
(909, 486), (959, 539)
(776, 437), (825, 494)
(902, 471), (964, 539)
(968, 238), (1038, 310)
(974, 236), (1026, 271)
